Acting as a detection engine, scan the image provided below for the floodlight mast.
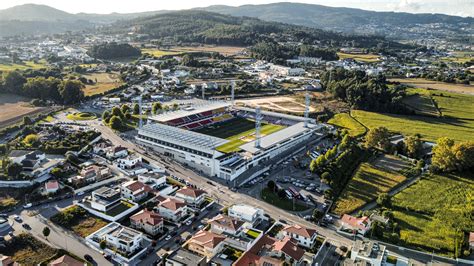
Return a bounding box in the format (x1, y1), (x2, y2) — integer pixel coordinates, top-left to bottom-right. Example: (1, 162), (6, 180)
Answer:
(255, 106), (262, 148)
(304, 92), (310, 128)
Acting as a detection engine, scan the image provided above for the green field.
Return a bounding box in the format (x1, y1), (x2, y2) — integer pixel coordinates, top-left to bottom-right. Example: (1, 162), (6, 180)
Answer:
(337, 52), (380, 63)
(328, 113), (367, 137)
(66, 112), (96, 121)
(352, 89), (474, 142)
(385, 172), (474, 256)
(261, 188), (309, 212)
(0, 60), (47, 72)
(333, 156), (408, 215)
(196, 117), (285, 153)
(141, 48), (183, 57)
(402, 88), (440, 117)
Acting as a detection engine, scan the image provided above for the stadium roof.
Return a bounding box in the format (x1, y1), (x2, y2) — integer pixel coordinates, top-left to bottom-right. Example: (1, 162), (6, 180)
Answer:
(239, 122), (322, 154)
(139, 123), (229, 154)
(235, 106), (316, 124)
(149, 101), (231, 123)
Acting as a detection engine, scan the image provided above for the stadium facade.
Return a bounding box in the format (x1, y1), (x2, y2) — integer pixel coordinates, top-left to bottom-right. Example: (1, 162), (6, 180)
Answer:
(136, 100), (327, 182)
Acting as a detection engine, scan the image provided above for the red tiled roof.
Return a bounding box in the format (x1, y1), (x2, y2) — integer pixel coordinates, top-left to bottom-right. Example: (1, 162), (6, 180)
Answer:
(130, 210), (163, 226)
(159, 198), (186, 211)
(189, 230), (226, 249)
(49, 254), (84, 266)
(176, 187), (206, 198)
(272, 236), (305, 261)
(208, 214), (244, 232)
(282, 224), (317, 239)
(45, 180), (59, 190)
(341, 214), (370, 231)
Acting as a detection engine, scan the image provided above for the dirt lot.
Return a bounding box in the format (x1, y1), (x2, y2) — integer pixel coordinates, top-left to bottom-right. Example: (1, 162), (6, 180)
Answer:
(389, 78), (474, 95)
(0, 93), (50, 129)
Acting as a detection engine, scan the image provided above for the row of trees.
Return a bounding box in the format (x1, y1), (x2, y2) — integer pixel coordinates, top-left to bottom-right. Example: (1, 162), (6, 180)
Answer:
(320, 68), (409, 114)
(250, 42), (338, 63)
(87, 42), (141, 60)
(0, 71), (84, 104)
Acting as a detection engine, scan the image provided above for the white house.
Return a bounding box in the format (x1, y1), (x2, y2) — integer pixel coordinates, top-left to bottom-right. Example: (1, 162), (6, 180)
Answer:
(90, 187), (121, 212)
(117, 155), (142, 169)
(106, 146), (128, 160)
(228, 204), (264, 225)
(44, 180), (60, 194)
(157, 198), (188, 222)
(175, 187), (207, 207)
(279, 224), (318, 248)
(101, 222), (144, 253)
(130, 210), (164, 236)
(340, 214), (372, 236)
(137, 173), (166, 188)
(120, 180), (152, 202)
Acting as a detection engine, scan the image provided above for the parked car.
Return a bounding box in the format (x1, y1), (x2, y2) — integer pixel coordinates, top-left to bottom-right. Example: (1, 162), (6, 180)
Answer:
(23, 203), (32, 209)
(13, 215), (22, 223)
(84, 254), (94, 262)
(165, 235), (172, 241)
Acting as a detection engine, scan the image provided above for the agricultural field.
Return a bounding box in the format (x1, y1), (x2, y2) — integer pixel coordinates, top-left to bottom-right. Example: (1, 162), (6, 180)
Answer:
(196, 117), (285, 153)
(142, 46), (246, 57)
(337, 52), (380, 63)
(0, 93), (51, 129)
(389, 78), (474, 95)
(352, 89), (474, 142)
(328, 113), (366, 137)
(0, 60), (47, 72)
(385, 172), (474, 256)
(440, 51), (473, 64)
(333, 155), (409, 215)
(81, 72), (123, 96)
(141, 48), (184, 57)
(402, 89), (440, 117)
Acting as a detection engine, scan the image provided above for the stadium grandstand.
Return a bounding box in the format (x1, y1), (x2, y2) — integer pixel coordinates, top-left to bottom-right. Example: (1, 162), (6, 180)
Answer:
(137, 99), (328, 183)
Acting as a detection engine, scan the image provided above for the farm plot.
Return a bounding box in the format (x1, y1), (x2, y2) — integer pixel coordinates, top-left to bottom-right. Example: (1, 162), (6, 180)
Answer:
(333, 155), (409, 215)
(328, 113), (366, 137)
(389, 78), (474, 95)
(0, 93), (51, 129)
(337, 52), (380, 63)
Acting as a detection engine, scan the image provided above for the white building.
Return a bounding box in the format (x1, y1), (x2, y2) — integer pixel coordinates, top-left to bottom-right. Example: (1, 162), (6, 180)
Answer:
(175, 187), (207, 207)
(117, 155), (142, 169)
(120, 180), (152, 202)
(228, 204), (263, 225)
(90, 187), (121, 212)
(157, 198), (188, 222)
(279, 224), (318, 248)
(137, 173), (166, 188)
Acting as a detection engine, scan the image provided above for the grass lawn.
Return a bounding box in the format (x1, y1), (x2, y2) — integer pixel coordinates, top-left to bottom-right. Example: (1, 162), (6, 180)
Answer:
(383, 172), (474, 257)
(333, 156), (408, 215)
(246, 229), (261, 239)
(41, 115), (55, 122)
(82, 72), (123, 96)
(261, 188), (308, 212)
(197, 117), (285, 153)
(337, 52), (380, 63)
(66, 112), (96, 121)
(0, 60), (47, 72)
(328, 113), (366, 137)
(352, 89), (474, 142)
(3, 234), (58, 265)
(106, 201), (134, 217)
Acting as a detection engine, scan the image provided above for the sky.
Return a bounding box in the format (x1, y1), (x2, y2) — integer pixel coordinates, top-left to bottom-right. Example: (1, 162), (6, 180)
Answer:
(0, 0), (472, 17)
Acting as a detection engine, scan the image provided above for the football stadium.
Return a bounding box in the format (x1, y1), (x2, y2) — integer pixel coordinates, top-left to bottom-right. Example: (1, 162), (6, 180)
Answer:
(136, 99), (328, 183)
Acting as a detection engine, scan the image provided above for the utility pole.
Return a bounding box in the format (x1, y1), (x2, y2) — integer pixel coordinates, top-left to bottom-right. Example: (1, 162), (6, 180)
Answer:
(255, 106), (262, 148)
(304, 92), (310, 128)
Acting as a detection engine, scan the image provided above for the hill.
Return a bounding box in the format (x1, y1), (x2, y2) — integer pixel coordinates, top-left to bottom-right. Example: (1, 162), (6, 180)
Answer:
(0, 4), (74, 21)
(109, 10), (395, 47)
(200, 2), (473, 39)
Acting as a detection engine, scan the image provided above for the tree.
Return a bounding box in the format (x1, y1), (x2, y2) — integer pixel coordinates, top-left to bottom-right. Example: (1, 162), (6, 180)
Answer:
(58, 80), (84, 104)
(121, 104), (130, 114)
(432, 137), (457, 172)
(321, 172), (330, 183)
(22, 116), (32, 125)
(376, 193), (391, 207)
(133, 103), (140, 115)
(312, 209), (324, 221)
(7, 163), (22, 178)
(267, 180), (276, 192)
(42, 226), (50, 239)
(0, 144), (6, 155)
(109, 116), (123, 130)
(111, 106), (123, 118)
(404, 135), (423, 158)
(152, 102), (162, 115)
(100, 240), (107, 250)
(452, 141), (474, 171)
(102, 110), (111, 122)
(23, 134), (39, 147)
(366, 127), (391, 151)
(3, 71), (26, 93)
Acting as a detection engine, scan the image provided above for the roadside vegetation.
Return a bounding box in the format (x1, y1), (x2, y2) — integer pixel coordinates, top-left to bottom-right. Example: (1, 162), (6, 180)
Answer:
(50, 205), (108, 237)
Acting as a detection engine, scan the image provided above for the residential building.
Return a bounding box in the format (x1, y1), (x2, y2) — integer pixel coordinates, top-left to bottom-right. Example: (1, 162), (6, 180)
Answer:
(175, 187), (207, 207)
(48, 255), (85, 266)
(228, 204), (263, 225)
(69, 165), (111, 185)
(130, 210), (164, 236)
(349, 240), (386, 266)
(208, 214), (244, 236)
(117, 155), (142, 169)
(186, 230), (226, 260)
(44, 180), (60, 194)
(106, 146), (128, 159)
(280, 224), (318, 248)
(90, 187), (121, 212)
(101, 222), (144, 253)
(340, 214), (372, 235)
(120, 180), (152, 202)
(165, 248), (206, 266)
(157, 197), (188, 222)
(137, 173), (166, 188)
